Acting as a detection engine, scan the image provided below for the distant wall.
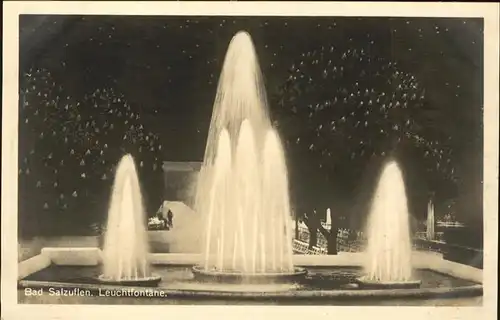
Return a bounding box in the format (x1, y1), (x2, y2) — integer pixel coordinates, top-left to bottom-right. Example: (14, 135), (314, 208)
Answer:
(162, 162), (202, 207)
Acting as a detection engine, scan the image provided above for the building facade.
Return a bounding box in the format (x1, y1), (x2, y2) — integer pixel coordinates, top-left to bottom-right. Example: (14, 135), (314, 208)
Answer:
(162, 161), (202, 207)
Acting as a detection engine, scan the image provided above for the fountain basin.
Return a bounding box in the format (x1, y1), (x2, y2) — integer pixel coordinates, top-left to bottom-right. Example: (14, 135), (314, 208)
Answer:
(97, 274), (161, 287)
(17, 249), (483, 305)
(355, 276), (422, 289)
(191, 265), (307, 284)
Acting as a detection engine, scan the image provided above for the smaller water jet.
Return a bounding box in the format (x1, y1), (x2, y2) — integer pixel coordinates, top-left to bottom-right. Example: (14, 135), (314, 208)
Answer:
(357, 160), (421, 289)
(192, 123), (306, 284)
(426, 199), (435, 241)
(98, 154), (160, 286)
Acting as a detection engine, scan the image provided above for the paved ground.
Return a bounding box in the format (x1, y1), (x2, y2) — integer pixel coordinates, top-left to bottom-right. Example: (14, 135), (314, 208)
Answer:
(18, 236), (100, 262)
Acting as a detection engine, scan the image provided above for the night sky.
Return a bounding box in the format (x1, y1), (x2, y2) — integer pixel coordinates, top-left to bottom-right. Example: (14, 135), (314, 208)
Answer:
(18, 15), (484, 238)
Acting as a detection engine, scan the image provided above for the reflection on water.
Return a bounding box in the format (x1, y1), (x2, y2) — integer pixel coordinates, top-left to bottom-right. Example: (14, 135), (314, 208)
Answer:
(23, 265), (477, 292)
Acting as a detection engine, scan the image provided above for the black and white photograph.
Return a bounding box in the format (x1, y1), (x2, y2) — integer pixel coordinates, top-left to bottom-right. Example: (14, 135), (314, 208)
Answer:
(2, 1), (498, 318)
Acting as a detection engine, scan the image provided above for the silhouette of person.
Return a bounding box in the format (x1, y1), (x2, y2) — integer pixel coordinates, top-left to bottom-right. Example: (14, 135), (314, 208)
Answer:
(167, 210), (173, 228)
(156, 202), (170, 230)
(155, 211), (167, 230)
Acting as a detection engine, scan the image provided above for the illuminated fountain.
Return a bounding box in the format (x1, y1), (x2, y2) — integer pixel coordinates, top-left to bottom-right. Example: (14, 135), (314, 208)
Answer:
(98, 154), (160, 286)
(17, 31), (483, 305)
(192, 31), (304, 282)
(357, 161), (421, 289)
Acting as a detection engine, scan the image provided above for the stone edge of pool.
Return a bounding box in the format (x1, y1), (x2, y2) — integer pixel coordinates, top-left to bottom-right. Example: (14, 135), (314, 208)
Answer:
(18, 248), (483, 300)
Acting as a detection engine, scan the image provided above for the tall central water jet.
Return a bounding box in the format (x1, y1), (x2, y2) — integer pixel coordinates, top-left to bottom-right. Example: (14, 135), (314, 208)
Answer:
(357, 160), (421, 289)
(201, 31), (270, 166)
(99, 154), (160, 286)
(193, 31), (304, 282)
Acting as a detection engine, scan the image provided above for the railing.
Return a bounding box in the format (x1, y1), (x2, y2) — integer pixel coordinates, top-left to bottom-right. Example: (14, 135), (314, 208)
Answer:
(338, 238), (363, 252)
(415, 231), (445, 242)
(292, 239), (327, 255)
(295, 234), (447, 255)
(437, 221), (465, 228)
(294, 237), (362, 254)
(295, 226), (482, 259)
(292, 239), (309, 254)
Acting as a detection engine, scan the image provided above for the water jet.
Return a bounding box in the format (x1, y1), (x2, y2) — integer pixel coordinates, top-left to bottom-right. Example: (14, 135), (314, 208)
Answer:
(426, 199), (435, 241)
(357, 161), (421, 289)
(98, 154), (161, 286)
(192, 31), (305, 282)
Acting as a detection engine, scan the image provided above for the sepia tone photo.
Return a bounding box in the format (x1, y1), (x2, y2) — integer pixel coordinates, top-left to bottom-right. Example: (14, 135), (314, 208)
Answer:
(2, 1), (498, 319)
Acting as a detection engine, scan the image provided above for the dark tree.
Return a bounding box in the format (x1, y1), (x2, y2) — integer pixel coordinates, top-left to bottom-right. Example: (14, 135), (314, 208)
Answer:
(270, 45), (458, 252)
(19, 67), (164, 237)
